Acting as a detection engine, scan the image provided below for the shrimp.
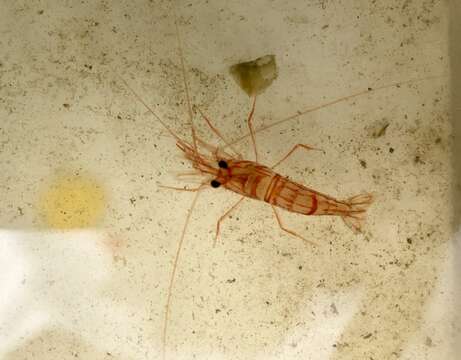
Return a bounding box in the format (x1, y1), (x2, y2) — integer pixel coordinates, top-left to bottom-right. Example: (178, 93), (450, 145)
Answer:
(175, 111), (374, 241)
(115, 5), (444, 360)
(120, 76), (373, 359)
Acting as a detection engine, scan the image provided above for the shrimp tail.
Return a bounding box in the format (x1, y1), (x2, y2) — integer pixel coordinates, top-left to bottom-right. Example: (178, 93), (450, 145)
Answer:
(341, 193), (374, 233)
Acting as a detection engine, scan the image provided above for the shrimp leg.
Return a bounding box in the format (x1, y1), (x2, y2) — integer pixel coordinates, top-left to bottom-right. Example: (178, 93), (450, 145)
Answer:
(247, 96), (258, 162)
(271, 144), (322, 169)
(157, 184), (206, 192)
(271, 205), (318, 247)
(214, 196), (245, 247)
(194, 105), (242, 158)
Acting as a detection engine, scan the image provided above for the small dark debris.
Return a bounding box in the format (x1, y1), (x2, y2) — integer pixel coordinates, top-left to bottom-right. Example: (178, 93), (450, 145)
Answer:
(84, 64), (93, 70)
(368, 87), (373, 91)
(322, 24), (329, 29)
(17, 207), (24, 216)
(363, 333), (372, 339)
(330, 303), (338, 314)
(226, 278), (236, 283)
(425, 336), (433, 347)
(117, 115), (122, 119)
(215, 308), (221, 314)
(38, 10), (44, 15)
(373, 122), (389, 138)
(129, 197), (136, 205)
(406, 237), (412, 244)
(298, 265), (303, 270)
(63, 103), (70, 108)
(389, 147), (394, 153)
(360, 159), (367, 168)
(435, 137), (441, 144)
(265, 300), (271, 305)
(414, 155), (422, 164)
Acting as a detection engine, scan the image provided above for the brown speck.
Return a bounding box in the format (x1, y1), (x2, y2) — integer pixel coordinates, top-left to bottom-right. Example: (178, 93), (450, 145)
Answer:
(368, 87), (373, 91)
(389, 147), (394, 153)
(373, 122), (389, 138)
(298, 265), (303, 270)
(17, 207), (24, 216)
(360, 159), (367, 168)
(226, 278), (236, 283)
(38, 10), (44, 15)
(414, 155), (421, 164)
(215, 308), (221, 314)
(330, 303), (338, 314)
(425, 336), (433, 347)
(322, 24), (329, 29)
(63, 103), (70, 108)
(407, 237), (412, 244)
(435, 137), (441, 144)
(117, 115), (122, 120)
(363, 333), (372, 339)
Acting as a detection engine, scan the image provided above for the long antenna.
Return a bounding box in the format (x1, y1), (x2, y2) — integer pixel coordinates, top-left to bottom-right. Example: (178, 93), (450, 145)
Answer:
(117, 75), (183, 144)
(173, 5), (199, 157)
(224, 74), (447, 149)
(162, 187), (204, 360)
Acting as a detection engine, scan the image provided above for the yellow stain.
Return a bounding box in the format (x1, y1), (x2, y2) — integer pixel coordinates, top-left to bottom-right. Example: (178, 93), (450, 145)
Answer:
(39, 175), (106, 229)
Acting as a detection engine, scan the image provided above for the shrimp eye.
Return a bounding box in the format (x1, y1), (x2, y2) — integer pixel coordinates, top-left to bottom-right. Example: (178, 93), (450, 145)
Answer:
(218, 160), (228, 169)
(210, 180), (221, 188)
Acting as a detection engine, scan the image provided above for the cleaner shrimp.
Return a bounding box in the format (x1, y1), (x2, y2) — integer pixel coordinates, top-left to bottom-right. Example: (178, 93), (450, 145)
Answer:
(116, 4), (444, 359)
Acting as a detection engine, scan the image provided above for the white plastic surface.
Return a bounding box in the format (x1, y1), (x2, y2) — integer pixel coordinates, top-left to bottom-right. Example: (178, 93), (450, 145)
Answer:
(0, 1), (457, 359)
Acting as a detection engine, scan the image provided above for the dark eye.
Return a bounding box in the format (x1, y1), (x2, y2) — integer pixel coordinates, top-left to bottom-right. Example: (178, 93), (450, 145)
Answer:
(218, 160), (228, 169)
(210, 180), (221, 188)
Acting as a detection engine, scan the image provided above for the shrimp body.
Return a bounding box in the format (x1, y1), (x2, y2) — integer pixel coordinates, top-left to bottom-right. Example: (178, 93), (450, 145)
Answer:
(214, 159), (373, 232)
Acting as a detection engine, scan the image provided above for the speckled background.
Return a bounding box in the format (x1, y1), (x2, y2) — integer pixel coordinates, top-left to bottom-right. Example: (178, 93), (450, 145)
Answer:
(0, 0), (457, 359)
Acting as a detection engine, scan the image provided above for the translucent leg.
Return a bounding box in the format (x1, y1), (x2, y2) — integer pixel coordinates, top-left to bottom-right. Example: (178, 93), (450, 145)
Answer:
(271, 205), (318, 247)
(157, 184), (206, 192)
(247, 96), (258, 162)
(270, 144), (322, 169)
(214, 196), (245, 247)
(194, 105), (242, 158)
